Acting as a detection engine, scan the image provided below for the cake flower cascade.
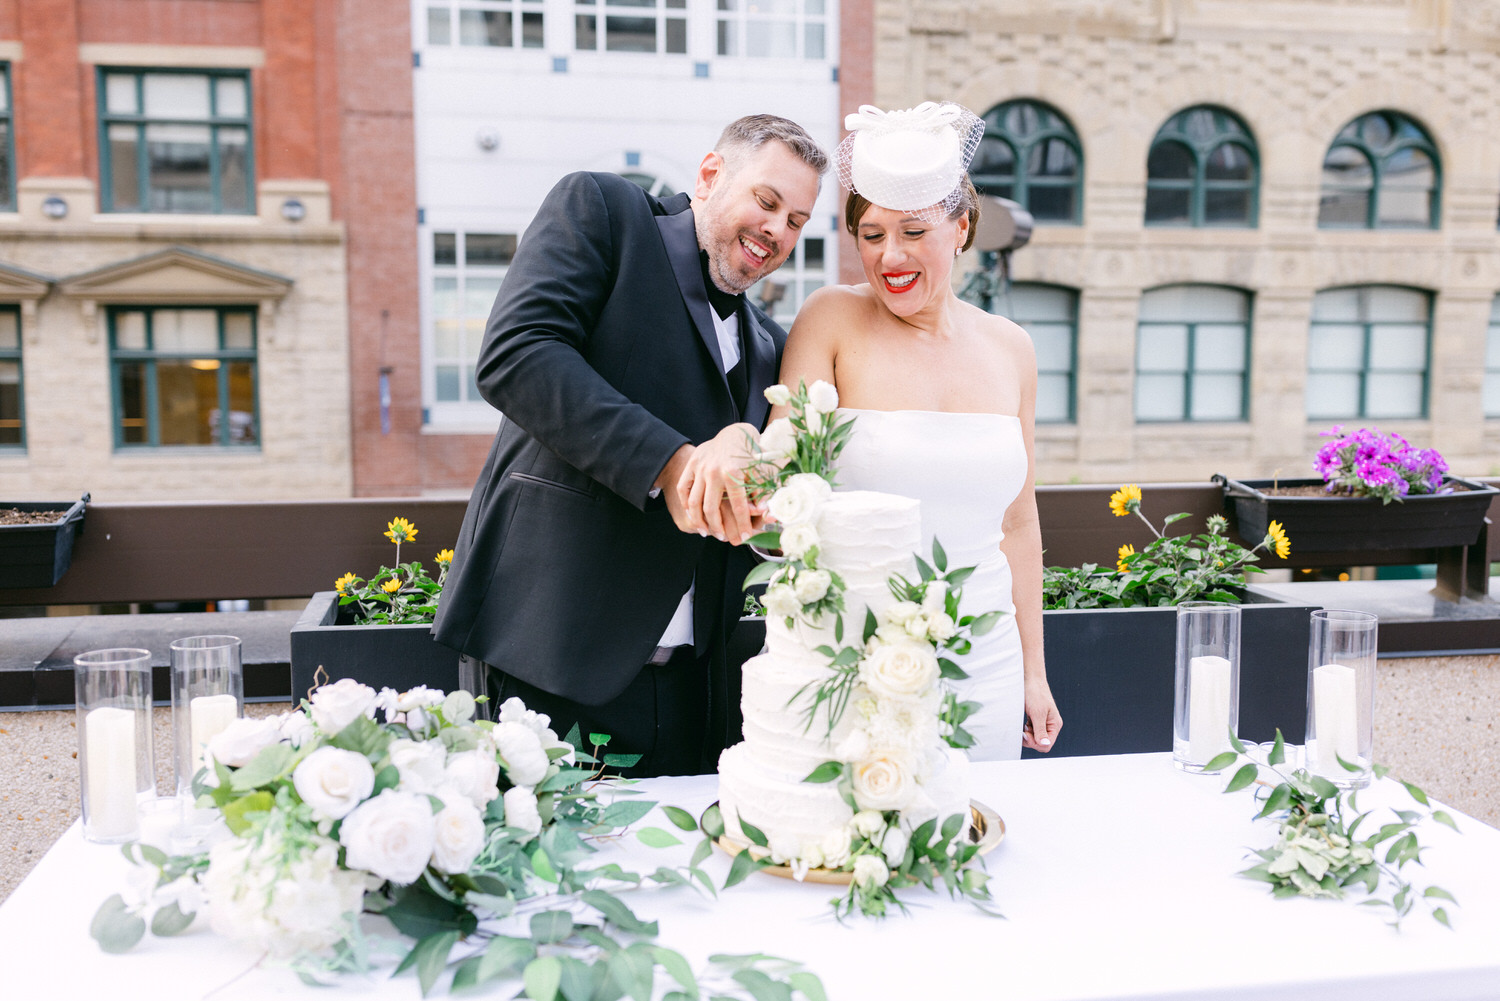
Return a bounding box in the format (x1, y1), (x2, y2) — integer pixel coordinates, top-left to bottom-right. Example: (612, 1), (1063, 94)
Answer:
(729, 382), (1004, 918)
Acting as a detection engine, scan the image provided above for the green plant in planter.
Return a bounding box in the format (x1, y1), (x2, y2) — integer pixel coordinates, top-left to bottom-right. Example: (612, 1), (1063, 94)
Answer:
(334, 517), (452, 625)
(1043, 485), (1291, 609)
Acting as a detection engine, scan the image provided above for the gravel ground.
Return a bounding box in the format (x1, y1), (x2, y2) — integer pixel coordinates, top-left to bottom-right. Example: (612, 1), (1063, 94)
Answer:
(3, 654), (1498, 904)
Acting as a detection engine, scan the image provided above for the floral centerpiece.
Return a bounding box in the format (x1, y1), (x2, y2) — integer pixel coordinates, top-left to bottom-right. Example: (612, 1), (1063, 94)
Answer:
(736, 382), (1002, 919)
(1043, 485), (1290, 609)
(1314, 426), (1449, 504)
(92, 681), (822, 998)
(334, 517), (453, 625)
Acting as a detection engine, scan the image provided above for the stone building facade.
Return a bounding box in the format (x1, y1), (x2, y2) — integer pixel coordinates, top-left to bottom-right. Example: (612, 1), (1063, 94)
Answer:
(864, 0), (1500, 485)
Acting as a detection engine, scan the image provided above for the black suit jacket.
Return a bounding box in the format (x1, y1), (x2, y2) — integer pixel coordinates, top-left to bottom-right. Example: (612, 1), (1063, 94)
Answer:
(432, 171), (783, 708)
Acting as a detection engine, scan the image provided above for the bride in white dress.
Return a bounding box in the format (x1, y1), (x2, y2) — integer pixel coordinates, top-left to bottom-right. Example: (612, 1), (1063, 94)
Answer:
(773, 104), (1060, 761)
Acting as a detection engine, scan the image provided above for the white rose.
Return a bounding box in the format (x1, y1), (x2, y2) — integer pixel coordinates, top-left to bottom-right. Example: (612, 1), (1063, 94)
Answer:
(903, 613), (930, 640)
(206, 717), (281, 768)
(800, 844), (825, 870)
(503, 785), (542, 837)
(763, 384), (793, 407)
(757, 417), (796, 466)
(767, 477), (826, 527)
(444, 748), (501, 809)
(851, 810), (886, 839)
(880, 825), (910, 866)
(779, 522), (820, 561)
(768, 832), (800, 865)
(921, 580), (949, 615)
(793, 569), (832, 604)
(308, 678), (378, 734)
(927, 611), (956, 641)
(834, 728), (871, 762)
(784, 472), (832, 501)
(820, 827), (852, 869)
(763, 583), (802, 619)
(499, 697), (552, 737)
(805, 409), (826, 435)
(493, 721), (550, 788)
(293, 746), (375, 821)
(851, 755), (917, 812)
(274, 710), (315, 748)
(806, 379), (839, 415)
(339, 790), (437, 885)
(388, 738), (448, 794)
(852, 854), (890, 888)
(860, 639), (940, 700)
(430, 794), (486, 875)
(885, 600), (921, 625)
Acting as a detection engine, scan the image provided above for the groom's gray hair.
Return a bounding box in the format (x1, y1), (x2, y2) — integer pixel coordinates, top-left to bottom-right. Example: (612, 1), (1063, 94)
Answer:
(715, 115), (829, 176)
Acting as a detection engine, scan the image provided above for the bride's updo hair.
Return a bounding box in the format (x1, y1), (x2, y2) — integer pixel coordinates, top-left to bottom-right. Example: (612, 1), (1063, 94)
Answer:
(844, 174), (981, 252)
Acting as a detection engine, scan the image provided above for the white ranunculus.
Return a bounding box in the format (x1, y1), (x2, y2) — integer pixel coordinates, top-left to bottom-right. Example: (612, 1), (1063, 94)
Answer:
(852, 854), (890, 888)
(206, 717), (282, 768)
(852, 755), (917, 812)
(493, 721), (550, 788)
(339, 790), (437, 885)
(860, 638), (940, 701)
(806, 379), (839, 415)
(820, 827), (852, 869)
(792, 568), (832, 604)
(763, 384), (793, 407)
(293, 746), (376, 821)
(388, 738), (448, 794)
(308, 679), (378, 735)
(430, 794), (486, 875)
(921, 580), (949, 615)
(851, 809), (886, 839)
(444, 748), (501, 809)
(880, 824), (911, 866)
(756, 417), (797, 466)
(926, 611), (956, 641)
(834, 727), (871, 762)
(884, 600), (921, 626)
(763, 583), (802, 619)
(274, 710), (315, 748)
(503, 785), (543, 837)
(779, 522), (820, 561)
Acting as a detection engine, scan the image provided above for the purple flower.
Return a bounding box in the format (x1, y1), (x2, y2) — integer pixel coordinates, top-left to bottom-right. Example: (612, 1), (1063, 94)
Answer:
(1312, 425), (1449, 503)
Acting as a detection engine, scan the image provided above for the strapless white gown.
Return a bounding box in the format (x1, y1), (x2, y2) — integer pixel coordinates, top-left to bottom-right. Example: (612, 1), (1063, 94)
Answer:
(835, 408), (1028, 761)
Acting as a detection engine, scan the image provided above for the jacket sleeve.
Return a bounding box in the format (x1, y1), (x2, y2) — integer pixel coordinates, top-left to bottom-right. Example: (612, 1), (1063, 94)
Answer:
(474, 172), (689, 510)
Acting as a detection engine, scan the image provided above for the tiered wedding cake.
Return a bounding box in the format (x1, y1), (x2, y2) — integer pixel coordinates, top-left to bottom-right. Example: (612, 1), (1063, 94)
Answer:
(717, 486), (972, 870)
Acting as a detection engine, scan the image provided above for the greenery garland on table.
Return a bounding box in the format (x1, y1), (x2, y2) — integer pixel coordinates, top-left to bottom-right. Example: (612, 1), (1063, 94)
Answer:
(91, 681), (824, 999)
(1213, 729), (1459, 930)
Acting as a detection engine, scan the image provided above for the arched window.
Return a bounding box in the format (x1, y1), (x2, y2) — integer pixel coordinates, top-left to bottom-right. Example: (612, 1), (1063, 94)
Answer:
(970, 100), (1082, 224)
(1135, 285), (1251, 423)
(1005, 284), (1077, 423)
(1307, 286), (1430, 420)
(1318, 112), (1439, 229)
(1145, 106), (1258, 227)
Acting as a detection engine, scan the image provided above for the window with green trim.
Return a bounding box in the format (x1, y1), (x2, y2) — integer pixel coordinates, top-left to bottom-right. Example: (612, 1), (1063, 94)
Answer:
(1135, 285), (1251, 423)
(1145, 106), (1257, 227)
(1006, 283), (1076, 423)
(427, 0), (544, 47)
(1306, 286), (1430, 420)
(1318, 112), (1438, 229)
(431, 232), (515, 404)
(0, 307), (22, 447)
(576, 0), (686, 53)
(717, 0), (826, 59)
(970, 100), (1082, 224)
(99, 69), (254, 214)
(1484, 295), (1500, 418)
(0, 64), (13, 211)
(110, 306), (259, 447)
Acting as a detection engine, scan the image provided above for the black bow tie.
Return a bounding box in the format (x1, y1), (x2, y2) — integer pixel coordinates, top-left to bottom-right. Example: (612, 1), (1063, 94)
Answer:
(698, 251), (743, 321)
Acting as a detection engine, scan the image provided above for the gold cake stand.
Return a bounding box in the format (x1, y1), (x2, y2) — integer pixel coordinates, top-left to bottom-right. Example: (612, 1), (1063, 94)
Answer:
(709, 800), (1004, 884)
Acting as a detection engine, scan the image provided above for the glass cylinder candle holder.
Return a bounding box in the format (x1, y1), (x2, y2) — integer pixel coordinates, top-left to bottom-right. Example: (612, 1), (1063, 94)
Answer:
(170, 635), (244, 798)
(1173, 602), (1242, 773)
(74, 648), (156, 844)
(1306, 609), (1377, 789)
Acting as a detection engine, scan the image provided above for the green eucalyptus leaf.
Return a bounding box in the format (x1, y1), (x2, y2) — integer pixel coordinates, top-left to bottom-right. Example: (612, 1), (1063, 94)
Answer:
(581, 889), (658, 936)
(1224, 763), (1259, 793)
(739, 817), (769, 848)
(932, 537), (948, 573)
(637, 826), (683, 849)
(661, 804), (699, 832)
(1433, 906), (1451, 929)
(414, 930), (460, 997)
(967, 611), (1003, 637)
(652, 946), (699, 999)
(478, 935), (536, 983)
(700, 803), (726, 839)
(1400, 780), (1430, 806)
(149, 900), (195, 937)
(599, 799), (657, 829)
(221, 790), (274, 835)
(530, 910), (574, 945)
(803, 761), (843, 783)
(229, 743), (295, 792)
(1423, 886), (1457, 903)
(523, 955), (563, 1001)
(1432, 810), (1459, 832)
(1204, 751), (1238, 775)
(90, 894), (146, 954)
(723, 847), (761, 888)
(733, 968), (794, 1001)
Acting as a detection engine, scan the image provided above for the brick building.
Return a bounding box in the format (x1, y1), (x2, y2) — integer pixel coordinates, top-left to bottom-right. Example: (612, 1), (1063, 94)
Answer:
(865, 0), (1500, 485)
(0, 0), (418, 501)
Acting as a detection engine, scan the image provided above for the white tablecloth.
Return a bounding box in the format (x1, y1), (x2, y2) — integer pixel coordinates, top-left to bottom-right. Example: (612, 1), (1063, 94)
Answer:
(4, 752), (1498, 1000)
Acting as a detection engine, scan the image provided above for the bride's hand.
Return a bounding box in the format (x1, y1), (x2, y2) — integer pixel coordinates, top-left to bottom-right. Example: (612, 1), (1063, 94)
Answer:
(675, 423), (762, 544)
(1021, 677), (1062, 753)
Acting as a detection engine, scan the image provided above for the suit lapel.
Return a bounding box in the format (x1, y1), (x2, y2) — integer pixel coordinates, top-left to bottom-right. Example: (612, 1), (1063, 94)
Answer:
(740, 307), (775, 428)
(656, 205), (730, 389)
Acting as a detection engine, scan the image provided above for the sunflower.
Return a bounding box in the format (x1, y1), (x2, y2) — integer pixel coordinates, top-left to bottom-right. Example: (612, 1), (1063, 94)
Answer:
(1109, 484), (1142, 518)
(1267, 520), (1291, 559)
(385, 517), (418, 545)
(334, 571), (356, 595)
(1117, 543), (1135, 572)
(435, 548), (454, 566)
(381, 577), (402, 594)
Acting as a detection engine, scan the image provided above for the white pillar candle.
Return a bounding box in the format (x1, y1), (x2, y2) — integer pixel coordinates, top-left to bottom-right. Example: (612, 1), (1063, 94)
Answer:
(85, 706), (139, 840)
(189, 694), (239, 767)
(1313, 663), (1359, 775)
(1187, 655), (1233, 765)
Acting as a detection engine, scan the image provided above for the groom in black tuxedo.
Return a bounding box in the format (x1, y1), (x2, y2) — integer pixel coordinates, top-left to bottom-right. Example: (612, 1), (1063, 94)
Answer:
(433, 116), (827, 776)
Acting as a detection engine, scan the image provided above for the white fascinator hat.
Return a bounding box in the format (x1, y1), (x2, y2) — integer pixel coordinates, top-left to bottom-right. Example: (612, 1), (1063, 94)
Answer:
(835, 102), (985, 223)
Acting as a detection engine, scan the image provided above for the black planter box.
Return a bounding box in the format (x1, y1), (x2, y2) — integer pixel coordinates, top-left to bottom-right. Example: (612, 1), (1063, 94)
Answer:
(1219, 475), (1498, 553)
(1034, 586), (1321, 758)
(0, 495), (88, 588)
(289, 591), (461, 701)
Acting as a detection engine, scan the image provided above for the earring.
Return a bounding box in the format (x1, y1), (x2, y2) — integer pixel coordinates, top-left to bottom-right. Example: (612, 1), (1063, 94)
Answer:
(954, 247), (962, 257)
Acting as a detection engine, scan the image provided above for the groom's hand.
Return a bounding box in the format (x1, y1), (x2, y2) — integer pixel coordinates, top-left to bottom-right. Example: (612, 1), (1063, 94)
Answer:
(676, 423), (761, 543)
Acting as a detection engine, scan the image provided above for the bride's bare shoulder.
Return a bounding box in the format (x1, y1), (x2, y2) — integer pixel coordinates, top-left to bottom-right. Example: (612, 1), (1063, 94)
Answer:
(964, 299), (1034, 355)
(788, 284), (880, 339)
